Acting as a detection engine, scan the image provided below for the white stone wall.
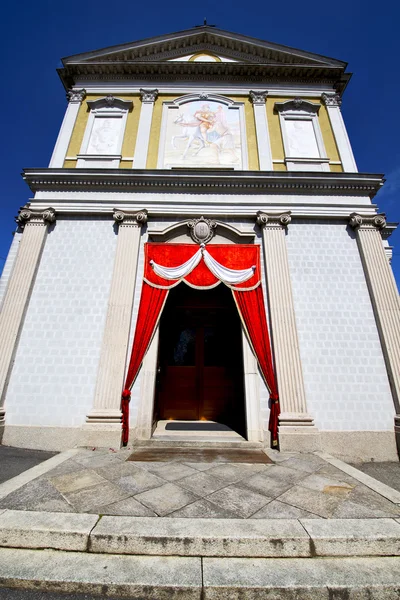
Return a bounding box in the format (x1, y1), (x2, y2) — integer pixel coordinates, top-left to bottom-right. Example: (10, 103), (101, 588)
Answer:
(0, 232), (22, 308)
(286, 220), (395, 431)
(5, 217), (117, 428)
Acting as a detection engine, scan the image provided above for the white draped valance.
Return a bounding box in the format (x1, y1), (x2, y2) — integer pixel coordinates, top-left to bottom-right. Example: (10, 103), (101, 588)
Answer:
(150, 246), (256, 285)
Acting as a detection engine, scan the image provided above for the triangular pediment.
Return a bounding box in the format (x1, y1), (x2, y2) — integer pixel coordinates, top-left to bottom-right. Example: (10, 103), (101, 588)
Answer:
(62, 27), (346, 67)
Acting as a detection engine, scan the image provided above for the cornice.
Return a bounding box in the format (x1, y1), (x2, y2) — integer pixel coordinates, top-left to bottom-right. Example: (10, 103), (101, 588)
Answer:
(58, 62), (350, 94)
(23, 169), (384, 198)
(62, 27), (347, 68)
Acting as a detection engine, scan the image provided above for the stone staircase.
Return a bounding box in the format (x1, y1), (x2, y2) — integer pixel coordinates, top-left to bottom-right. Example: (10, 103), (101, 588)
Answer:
(0, 510), (400, 598)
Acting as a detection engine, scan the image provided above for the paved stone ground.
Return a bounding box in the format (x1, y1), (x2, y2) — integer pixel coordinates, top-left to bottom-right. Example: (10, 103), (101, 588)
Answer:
(0, 447), (399, 519)
(0, 590), (119, 600)
(351, 461), (400, 493)
(0, 446), (57, 484)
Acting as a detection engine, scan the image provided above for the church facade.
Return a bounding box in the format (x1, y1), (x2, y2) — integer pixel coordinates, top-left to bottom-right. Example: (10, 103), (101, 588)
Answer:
(1, 27), (399, 461)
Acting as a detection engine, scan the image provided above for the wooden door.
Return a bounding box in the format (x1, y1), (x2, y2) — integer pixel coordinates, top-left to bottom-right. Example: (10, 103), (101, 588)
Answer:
(155, 284), (245, 430)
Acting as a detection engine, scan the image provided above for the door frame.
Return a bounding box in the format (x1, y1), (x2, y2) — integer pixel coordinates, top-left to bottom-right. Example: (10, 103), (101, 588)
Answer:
(135, 322), (262, 442)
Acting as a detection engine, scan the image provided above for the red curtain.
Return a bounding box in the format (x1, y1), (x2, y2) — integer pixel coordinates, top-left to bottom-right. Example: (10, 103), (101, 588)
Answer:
(121, 283), (168, 445)
(233, 286), (280, 446)
(121, 243), (279, 447)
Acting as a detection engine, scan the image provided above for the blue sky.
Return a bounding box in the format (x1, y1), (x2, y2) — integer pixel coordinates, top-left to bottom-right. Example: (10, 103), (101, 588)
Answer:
(1, 0), (399, 286)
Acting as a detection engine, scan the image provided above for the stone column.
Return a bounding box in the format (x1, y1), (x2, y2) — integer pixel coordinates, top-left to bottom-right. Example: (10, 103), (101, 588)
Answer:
(49, 89), (86, 168)
(0, 207), (56, 431)
(321, 93), (358, 173)
(349, 213), (400, 447)
(133, 89), (158, 169)
(86, 210), (147, 436)
(257, 211), (319, 451)
(249, 91), (273, 171)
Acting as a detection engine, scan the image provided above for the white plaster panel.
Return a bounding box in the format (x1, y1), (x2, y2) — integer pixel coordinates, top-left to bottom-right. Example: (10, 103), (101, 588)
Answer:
(0, 232), (22, 309)
(5, 217), (117, 427)
(286, 221), (395, 431)
(285, 119), (319, 157)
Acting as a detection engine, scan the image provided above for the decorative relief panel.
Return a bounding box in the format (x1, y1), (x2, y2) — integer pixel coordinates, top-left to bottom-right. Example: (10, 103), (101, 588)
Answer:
(77, 96), (133, 168)
(275, 99), (329, 172)
(157, 94), (248, 170)
(86, 117), (121, 155)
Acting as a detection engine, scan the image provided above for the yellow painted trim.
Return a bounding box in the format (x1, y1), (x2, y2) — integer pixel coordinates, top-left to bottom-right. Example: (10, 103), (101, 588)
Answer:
(189, 52), (221, 62)
(63, 160), (76, 168)
(229, 96), (259, 171)
(146, 94), (172, 169)
(121, 95), (141, 168)
(319, 103), (342, 171)
(120, 160), (133, 168)
(63, 94), (140, 169)
(267, 96), (287, 171)
(273, 163), (287, 172)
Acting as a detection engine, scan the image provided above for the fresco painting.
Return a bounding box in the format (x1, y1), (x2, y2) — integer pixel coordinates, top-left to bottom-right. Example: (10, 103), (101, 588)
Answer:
(163, 101), (243, 168)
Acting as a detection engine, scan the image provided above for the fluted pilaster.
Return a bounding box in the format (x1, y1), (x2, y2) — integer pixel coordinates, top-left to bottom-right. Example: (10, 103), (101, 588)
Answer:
(87, 209), (147, 425)
(0, 207), (56, 424)
(249, 90), (272, 171)
(133, 90), (158, 168)
(257, 212), (318, 449)
(350, 213), (400, 416)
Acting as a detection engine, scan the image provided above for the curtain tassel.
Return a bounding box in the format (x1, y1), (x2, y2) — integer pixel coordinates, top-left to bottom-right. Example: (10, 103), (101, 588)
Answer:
(121, 389), (131, 447)
(268, 394), (280, 448)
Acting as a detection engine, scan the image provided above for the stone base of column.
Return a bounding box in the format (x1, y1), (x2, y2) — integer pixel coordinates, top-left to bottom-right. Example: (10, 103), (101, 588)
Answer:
(86, 408), (122, 424)
(81, 423), (122, 449)
(395, 415), (400, 459)
(0, 408), (5, 443)
(278, 413), (320, 452)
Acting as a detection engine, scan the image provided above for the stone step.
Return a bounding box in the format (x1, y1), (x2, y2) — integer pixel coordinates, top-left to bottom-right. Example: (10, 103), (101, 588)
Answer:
(1, 510), (400, 559)
(1, 548), (400, 599)
(133, 439), (263, 448)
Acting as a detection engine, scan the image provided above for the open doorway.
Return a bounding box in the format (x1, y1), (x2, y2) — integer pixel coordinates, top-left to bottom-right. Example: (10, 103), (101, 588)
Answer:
(154, 282), (246, 438)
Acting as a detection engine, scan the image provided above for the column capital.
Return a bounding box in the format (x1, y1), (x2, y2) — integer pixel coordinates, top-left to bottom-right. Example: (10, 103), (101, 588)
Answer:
(66, 89), (86, 104)
(321, 92), (342, 107)
(349, 213), (386, 230)
(17, 207), (56, 227)
(113, 209), (148, 227)
(249, 90), (269, 105)
(256, 211), (292, 228)
(140, 89), (158, 103)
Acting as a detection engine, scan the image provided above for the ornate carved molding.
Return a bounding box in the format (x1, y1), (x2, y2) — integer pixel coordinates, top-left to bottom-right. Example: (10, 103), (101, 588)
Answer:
(321, 93), (342, 107)
(17, 207), (56, 227)
(66, 89), (86, 103)
(113, 209), (148, 227)
(140, 89), (159, 103)
(249, 90), (268, 105)
(257, 211), (292, 228)
(23, 169), (385, 198)
(187, 216), (217, 244)
(274, 98), (320, 114)
(87, 96), (133, 111)
(349, 213), (386, 230)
